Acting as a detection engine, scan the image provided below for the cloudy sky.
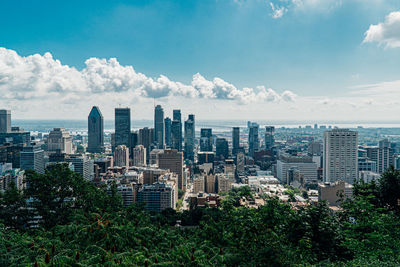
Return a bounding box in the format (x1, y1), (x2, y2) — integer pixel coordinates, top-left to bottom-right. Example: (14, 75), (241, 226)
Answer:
(0, 0), (400, 121)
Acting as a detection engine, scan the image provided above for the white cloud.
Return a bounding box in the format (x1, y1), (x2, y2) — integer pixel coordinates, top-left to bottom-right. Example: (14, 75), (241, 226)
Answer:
(270, 2), (287, 19)
(363, 11), (400, 48)
(0, 47), (295, 106)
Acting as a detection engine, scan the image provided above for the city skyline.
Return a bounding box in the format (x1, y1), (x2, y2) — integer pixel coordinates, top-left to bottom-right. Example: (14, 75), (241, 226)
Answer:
(1, 1), (400, 121)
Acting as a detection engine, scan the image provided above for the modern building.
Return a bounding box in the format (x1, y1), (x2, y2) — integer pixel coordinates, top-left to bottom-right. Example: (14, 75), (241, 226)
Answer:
(0, 110), (11, 133)
(20, 144), (45, 174)
(137, 182), (176, 212)
(265, 126), (275, 150)
(164, 117), (172, 147)
(114, 145), (129, 168)
(217, 174), (232, 193)
(232, 127), (240, 154)
(132, 145), (146, 167)
(276, 155), (318, 184)
(358, 157), (377, 173)
(216, 138), (229, 160)
(236, 152), (245, 173)
(154, 105), (164, 149)
(200, 128), (213, 152)
(171, 120), (182, 151)
(114, 108), (131, 148)
(248, 122), (259, 158)
(184, 114), (195, 161)
(0, 128), (30, 146)
(323, 129), (358, 184)
(138, 127), (154, 162)
(87, 106), (104, 153)
(65, 154), (94, 181)
(158, 149), (184, 190)
(47, 128), (73, 154)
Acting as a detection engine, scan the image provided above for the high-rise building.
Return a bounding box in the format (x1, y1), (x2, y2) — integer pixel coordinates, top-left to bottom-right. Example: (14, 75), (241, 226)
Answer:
(137, 182), (176, 212)
(323, 129), (358, 184)
(248, 122), (259, 157)
(193, 174), (205, 193)
(0, 127), (30, 146)
(200, 128), (213, 152)
(87, 106), (104, 153)
(265, 126), (275, 150)
(20, 144), (45, 174)
(171, 120), (182, 151)
(154, 105), (164, 149)
(173, 109), (181, 122)
(158, 149), (184, 190)
(232, 127), (240, 154)
(0, 110), (11, 133)
(216, 138), (229, 160)
(47, 128), (73, 154)
(184, 114), (195, 161)
(138, 127), (154, 162)
(205, 174), (216, 193)
(115, 108), (131, 148)
(114, 145), (129, 168)
(65, 154), (94, 181)
(172, 109), (182, 150)
(132, 145), (146, 167)
(164, 117), (172, 147)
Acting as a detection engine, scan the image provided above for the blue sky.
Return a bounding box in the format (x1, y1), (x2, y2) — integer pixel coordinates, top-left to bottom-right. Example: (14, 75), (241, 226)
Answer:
(1, 0), (400, 121)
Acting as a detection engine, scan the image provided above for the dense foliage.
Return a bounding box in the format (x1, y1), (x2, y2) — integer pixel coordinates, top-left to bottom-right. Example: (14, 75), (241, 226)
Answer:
(1, 164), (400, 266)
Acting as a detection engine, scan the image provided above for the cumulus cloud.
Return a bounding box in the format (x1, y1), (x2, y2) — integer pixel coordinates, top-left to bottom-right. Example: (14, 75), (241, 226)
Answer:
(0, 47), (295, 104)
(363, 11), (400, 48)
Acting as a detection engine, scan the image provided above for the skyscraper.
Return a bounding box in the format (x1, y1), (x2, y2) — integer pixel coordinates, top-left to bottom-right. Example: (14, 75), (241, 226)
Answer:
(47, 128), (73, 154)
(158, 149), (184, 190)
(115, 108), (131, 148)
(216, 138), (229, 160)
(0, 110), (11, 133)
(171, 109), (182, 151)
(200, 128), (213, 152)
(232, 127), (240, 154)
(20, 143), (45, 174)
(265, 126), (275, 150)
(154, 105), (164, 149)
(114, 145), (129, 168)
(248, 122), (259, 157)
(323, 129), (358, 184)
(87, 106), (104, 153)
(184, 114), (195, 161)
(164, 117), (172, 147)
(171, 120), (182, 151)
(138, 127), (153, 163)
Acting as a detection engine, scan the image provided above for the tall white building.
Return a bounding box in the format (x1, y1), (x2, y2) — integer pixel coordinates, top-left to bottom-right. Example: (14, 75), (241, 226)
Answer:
(47, 128), (73, 154)
(114, 145), (129, 168)
(323, 129), (358, 184)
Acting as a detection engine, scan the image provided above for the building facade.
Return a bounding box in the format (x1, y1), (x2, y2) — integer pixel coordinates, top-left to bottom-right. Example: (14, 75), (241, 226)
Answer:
(87, 106), (104, 153)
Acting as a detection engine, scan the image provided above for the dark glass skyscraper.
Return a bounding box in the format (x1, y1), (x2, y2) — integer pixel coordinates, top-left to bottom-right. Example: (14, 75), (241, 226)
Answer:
(0, 110), (11, 133)
(232, 127), (240, 154)
(115, 108), (131, 148)
(87, 106), (104, 153)
(164, 117), (172, 147)
(216, 137), (229, 160)
(265, 126), (275, 150)
(171, 109), (182, 151)
(248, 122), (259, 157)
(154, 105), (164, 149)
(200, 128), (213, 152)
(171, 120), (182, 151)
(184, 114), (195, 161)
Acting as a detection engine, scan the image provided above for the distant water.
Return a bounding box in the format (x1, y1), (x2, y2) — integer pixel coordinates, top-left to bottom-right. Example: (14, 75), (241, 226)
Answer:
(12, 119), (400, 134)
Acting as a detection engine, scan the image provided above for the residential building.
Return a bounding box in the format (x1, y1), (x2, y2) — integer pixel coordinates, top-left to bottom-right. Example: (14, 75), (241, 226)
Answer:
(137, 182), (176, 212)
(323, 129), (358, 184)
(114, 145), (129, 168)
(158, 149), (184, 190)
(132, 145), (146, 167)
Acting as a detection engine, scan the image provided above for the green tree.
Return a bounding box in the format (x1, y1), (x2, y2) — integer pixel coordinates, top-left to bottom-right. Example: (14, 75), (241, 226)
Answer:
(0, 181), (30, 230)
